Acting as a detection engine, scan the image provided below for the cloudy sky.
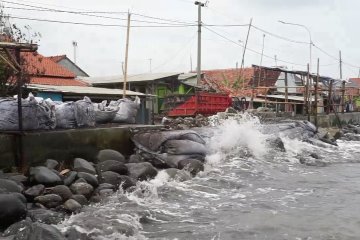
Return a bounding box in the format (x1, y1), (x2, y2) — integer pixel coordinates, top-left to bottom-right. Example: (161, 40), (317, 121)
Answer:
(3, 0), (360, 79)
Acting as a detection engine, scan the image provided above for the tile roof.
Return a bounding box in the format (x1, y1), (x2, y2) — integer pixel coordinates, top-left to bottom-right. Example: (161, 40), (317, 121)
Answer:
(30, 77), (87, 86)
(349, 78), (360, 87)
(22, 52), (75, 78)
(202, 67), (280, 97)
(47, 55), (67, 63)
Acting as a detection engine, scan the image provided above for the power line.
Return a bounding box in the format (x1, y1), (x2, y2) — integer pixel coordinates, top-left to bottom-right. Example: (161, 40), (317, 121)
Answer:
(204, 26), (307, 67)
(252, 25), (308, 45)
(8, 15), (197, 28)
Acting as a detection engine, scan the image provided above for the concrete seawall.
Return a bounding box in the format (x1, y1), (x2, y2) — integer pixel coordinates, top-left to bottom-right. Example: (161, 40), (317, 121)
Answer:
(0, 125), (161, 170)
(311, 112), (360, 128)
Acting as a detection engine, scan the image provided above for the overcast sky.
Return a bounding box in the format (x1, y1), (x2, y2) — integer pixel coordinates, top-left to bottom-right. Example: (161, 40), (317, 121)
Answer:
(3, 0), (360, 79)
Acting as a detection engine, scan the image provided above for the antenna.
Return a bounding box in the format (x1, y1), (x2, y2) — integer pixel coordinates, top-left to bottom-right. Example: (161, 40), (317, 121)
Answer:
(72, 41), (78, 64)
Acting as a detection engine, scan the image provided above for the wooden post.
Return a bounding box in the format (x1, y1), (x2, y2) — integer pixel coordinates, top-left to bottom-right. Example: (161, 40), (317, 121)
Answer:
(284, 72), (288, 112)
(314, 58), (319, 129)
(304, 64), (309, 116)
(327, 79), (333, 114)
(123, 12), (131, 98)
(341, 80), (346, 113)
(15, 49), (24, 172)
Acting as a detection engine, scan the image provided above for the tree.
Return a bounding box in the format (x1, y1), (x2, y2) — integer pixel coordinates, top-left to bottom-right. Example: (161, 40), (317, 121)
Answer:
(0, 7), (41, 97)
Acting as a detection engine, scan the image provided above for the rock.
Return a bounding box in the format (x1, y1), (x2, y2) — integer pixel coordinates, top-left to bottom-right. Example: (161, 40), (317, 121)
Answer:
(178, 159), (204, 176)
(34, 194), (63, 208)
(77, 172), (99, 187)
(9, 174), (28, 185)
(70, 182), (94, 198)
(310, 153), (321, 159)
(96, 183), (116, 192)
(164, 154), (205, 168)
(63, 171), (77, 186)
(2, 218), (33, 237)
(333, 130), (344, 140)
(97, 160), (128, 175)
(89, 194), (101, 203)
(99, 171), (136, 190)
(51, 185), (73, 201)
(267, 137), (286, 152)
(0, 179), (23, 193)
(64, 227), (91, 240)
(97, 149), (126, 163)
(28, 208), (65, 224)
(75, 178), (87, 184)
(73, 158), (96, 175)
(128, 154), (142, 163)
(24, 184), (45, 200)
(45, 159), (60, 170)
(63, 199), (82, 213)
(125, 162), (158, 181)
(10, 222), (66, 240)
(163, 168), (191, 182)
(29, 166), (63, 187)
(98, 189), (114, 197)
(71, 195), (88, 206)
(0, 193), (27, 229)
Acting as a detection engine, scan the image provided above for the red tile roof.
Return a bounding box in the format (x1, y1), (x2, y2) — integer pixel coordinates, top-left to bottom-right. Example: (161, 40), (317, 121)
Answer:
(202, 67), (280, 97)
(47, 55), (67, 63)
(21, 52), (88, 86)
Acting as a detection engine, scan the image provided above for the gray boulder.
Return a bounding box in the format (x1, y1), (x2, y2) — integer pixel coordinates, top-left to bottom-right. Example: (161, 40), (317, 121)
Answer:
(73, 158), (96, 175)
(64, 227), (91, 240)
(24, 184), (45, 200)
(70, 182), (94, 198)
(0, 179), (23, 193)
(75, 178), (87, 184)
(96, 183), (116, 192)
(29, 166), (63, 186)
(45, 159), (59, 170)
(77, 172), (99, 187)
(9, 222), (65, 240)
(2, 218), (33, 237)
(70, 194), (88, 206)
(178, 159), (204, 176)
(97, 160), (128, 175)
(126, 162), (158, 181)
(63, 171), (77, 186)
(97, 149), (125, 163)
(51, 185), (73, 201)
(164, 168), (191, 182)
(99, 171), (136, 190)
(63, 199), (82, 213)
(128, 154), (142, 163)
(34, 194), (63, 208)
(164, 139), (207, 155)
(9, 174), (28, 185)
(0, 193), (27, 229)
(28, 208), (65, 224)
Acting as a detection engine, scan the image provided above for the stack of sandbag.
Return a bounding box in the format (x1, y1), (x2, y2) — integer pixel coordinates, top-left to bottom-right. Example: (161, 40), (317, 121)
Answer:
(109, 97), (140, 124)
(55, 97), (95, 129)
(0, 94), (56, 131)
(131, 130), (206, 175)
(93, 100), (118, 124)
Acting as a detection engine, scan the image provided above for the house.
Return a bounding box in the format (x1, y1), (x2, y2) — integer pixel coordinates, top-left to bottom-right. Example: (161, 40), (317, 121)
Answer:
(47, 55), (89, 77)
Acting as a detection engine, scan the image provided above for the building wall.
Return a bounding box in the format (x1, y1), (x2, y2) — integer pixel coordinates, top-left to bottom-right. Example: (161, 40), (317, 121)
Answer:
(58, 59), (89, 77)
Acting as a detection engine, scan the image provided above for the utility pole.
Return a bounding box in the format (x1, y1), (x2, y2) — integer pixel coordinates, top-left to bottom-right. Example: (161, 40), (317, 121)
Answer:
(314, 58), (319, 129)
(257, 34), (265, 86)
(240, 18), (253, 89)
(339, 50), (343, 79)
(195, 1), (205, 84)
(190, 55), (193, 72)
(72, 41), (77, 64)
(123, 11), (131, 98)
(274, 55), (278, 66)
(339, 50), (345, 113)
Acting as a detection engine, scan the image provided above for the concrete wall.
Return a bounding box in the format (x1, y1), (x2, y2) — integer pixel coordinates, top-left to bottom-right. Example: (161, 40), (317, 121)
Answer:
(0, 125), (159, 170)
(312, 112), (360, 128)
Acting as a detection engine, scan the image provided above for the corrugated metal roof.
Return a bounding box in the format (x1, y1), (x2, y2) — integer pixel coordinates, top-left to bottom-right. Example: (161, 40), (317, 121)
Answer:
(264, 95), (315, 102)
(81, 72), (182, 85)
(26, 84), (147, 96)
(178, 73), (198, 80)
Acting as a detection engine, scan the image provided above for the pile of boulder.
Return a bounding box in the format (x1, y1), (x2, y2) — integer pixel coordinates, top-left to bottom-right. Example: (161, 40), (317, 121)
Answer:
(161, 114), (209, 130)
(0, 129), (207, 239)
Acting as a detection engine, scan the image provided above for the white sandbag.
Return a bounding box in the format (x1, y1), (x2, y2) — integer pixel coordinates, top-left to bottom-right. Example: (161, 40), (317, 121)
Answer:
(163, 140), (207, 156)
(55, 102), (76, 129)
(74, 96), (95, 128)
(94, 108), (118, 124)
(112, 97), (140, 124)
(0, 96), (56, 131)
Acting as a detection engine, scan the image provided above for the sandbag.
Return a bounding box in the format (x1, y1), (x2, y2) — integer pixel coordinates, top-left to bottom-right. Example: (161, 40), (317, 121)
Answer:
(74, 96), (95, 128)
(163, 140), (207, 155)
(94, 100), (118, 124)
(0, 96), (56, 131)
(111, 97), (140, 124)
(55, 102), (76, 129)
